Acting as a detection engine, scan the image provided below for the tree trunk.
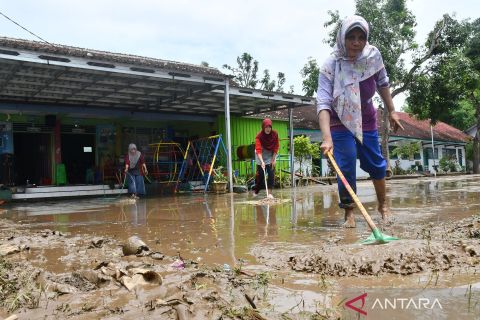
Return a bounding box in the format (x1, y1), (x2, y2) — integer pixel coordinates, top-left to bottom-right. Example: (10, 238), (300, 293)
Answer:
(473, 136), (479, 174)
(474, 105), (480, 173)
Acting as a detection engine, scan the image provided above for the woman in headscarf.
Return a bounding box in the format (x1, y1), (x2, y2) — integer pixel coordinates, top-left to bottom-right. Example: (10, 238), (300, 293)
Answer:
(253, 118), (279, 197)
(124, 143), (148, 199)
(317, 15), (404, 227)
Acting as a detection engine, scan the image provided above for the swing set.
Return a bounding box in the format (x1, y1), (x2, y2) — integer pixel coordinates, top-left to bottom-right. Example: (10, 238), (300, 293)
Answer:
(177, 134), (228, 192)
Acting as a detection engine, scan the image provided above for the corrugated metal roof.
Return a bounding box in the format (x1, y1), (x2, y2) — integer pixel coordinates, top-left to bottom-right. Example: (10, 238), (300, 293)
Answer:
(0, 37), (223, 76)
(0, 37), (314, 118)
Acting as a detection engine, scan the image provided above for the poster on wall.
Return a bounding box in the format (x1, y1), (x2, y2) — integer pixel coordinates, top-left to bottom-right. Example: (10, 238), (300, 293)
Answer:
(96, 124), (116, 171)
(0, 122), (13, 154)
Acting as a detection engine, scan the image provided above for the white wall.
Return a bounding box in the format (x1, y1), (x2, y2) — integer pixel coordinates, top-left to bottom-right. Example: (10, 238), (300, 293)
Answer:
(294, 157), (313, 176)
(320, 143), (466, 177)
(321, 158), (369, 177)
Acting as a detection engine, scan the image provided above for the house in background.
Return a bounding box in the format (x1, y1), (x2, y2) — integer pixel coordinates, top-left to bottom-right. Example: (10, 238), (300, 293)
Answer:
(261, 107), (470, 177)
(380, 110), (470, 174)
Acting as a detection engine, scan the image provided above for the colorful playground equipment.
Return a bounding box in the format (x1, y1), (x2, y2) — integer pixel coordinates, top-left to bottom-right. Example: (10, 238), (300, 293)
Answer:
(146, 142), (185, 184)
(177, 134), (228, 192)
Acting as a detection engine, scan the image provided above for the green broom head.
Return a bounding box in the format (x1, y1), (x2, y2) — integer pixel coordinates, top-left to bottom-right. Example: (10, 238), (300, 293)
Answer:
(360, 228), (400, 245)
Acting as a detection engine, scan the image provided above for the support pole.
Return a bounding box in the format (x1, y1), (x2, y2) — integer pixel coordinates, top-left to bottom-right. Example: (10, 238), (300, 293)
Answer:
(224, 79), (233, 193)
(431, 125), (436, 177)
(288, 105), (295, 188)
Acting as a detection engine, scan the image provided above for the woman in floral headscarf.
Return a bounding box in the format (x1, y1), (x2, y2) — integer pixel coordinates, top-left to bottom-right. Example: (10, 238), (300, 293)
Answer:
(317, 15), (404, 227)
(124, 143), (148, 199)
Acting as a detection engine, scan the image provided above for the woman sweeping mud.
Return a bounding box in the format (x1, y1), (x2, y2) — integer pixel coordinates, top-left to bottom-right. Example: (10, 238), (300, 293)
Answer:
(124, 143), (148, 199)
(316, 15), (404, 227)
(252, 118), (279, 198)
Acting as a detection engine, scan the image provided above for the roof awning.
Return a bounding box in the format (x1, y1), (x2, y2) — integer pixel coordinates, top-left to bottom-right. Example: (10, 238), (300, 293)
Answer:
(0, 41), (313, 119)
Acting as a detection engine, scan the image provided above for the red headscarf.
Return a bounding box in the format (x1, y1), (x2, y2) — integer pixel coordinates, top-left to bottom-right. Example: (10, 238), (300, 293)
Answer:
(255, 118), (279, 152)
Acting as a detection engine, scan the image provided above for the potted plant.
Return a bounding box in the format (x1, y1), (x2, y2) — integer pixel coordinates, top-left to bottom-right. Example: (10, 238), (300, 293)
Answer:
(211, 166), (228, 193)
(233, 175), (248, 193)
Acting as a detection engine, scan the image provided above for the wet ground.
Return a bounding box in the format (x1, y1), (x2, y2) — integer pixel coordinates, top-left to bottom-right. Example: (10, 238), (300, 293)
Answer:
(0, 175), (479, 319)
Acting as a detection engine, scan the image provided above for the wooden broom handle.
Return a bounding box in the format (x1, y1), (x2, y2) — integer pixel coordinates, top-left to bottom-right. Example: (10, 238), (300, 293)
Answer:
(326, 151), (378, 231)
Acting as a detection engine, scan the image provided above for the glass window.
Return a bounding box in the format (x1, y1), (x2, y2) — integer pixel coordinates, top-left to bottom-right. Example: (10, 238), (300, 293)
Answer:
(425, 147), (439, 159)
(444, 148), (456, 159)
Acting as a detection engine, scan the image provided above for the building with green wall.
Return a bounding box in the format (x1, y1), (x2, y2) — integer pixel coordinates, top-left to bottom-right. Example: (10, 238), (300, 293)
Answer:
(217, 115), (290, 178)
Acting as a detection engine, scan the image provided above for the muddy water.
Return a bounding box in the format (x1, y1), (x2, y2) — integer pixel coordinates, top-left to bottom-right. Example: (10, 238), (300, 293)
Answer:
(2, 175), (480, 318)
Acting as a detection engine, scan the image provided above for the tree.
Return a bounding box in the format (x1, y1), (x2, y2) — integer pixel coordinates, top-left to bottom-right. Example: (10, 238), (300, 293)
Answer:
(464, 18), (480, 172)
(293, 135), (320, 176)
(300, 57), (319, 97)
(288, 85), (295, 94)
(407, 52), (479, 125)
(407, 18), (480, 172)
(390, 141), (420, 160)
(223, 53), (259, 88)
(223, 52), (288, 92)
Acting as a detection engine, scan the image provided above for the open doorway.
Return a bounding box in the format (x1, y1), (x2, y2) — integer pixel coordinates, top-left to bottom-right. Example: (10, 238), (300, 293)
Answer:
(61, 134), (95, 184)
(13, 132), (52, 185)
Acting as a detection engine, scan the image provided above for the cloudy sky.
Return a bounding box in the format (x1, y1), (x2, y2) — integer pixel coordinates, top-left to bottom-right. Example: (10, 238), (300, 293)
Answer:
(1, 0), (478, 109)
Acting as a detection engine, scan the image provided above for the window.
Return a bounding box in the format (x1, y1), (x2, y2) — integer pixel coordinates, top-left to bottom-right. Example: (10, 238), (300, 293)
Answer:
(444, 148), (456, 160)
(425, 147), (439, 159)
(83, 147), (92, 153)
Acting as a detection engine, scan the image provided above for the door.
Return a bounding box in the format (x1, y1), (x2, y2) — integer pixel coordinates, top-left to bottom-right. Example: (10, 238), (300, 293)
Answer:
(13, 132), (52, 185)
(61, 134), (95, 184)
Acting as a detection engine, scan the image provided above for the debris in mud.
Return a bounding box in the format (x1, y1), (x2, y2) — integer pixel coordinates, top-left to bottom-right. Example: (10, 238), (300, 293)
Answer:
(253, 216), (480, 277)
(0, 244), (29, 256)
(285, 240), (464, 276)
(242, 198), (291, 206)
(122, 235), (150, 256)
(0, 258), (42, 312)
(40, 230), (64, 237)
(463, 244), (480, 257)
(119, 268), (163, 291)
(256, 197), (285, 205)
(52, 272), (98, 292)
(171, 258), (185, 270)
(470, 229), (480, 239)
(89, 237), (107, 248)
(150, 252), (165, 260)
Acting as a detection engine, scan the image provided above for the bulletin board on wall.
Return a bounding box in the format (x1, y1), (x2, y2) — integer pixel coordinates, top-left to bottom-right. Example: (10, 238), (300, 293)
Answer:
(0, 122), (13, 154)
(96, 124), (116, 170)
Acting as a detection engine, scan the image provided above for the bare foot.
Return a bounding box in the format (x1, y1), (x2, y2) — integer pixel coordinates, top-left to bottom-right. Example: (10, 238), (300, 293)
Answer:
(343, 209), (356, 228)
(342, 219), (356, 228)
(378, 203), (391, 221)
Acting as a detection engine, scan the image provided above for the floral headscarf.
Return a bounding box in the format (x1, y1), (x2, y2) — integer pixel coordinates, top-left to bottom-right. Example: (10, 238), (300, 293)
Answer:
(128, 143), (141, 168)
(320, 15), (385, 143)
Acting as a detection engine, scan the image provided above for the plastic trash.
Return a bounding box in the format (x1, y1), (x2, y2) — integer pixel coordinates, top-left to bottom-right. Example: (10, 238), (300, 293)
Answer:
(171, 259), (185, 270)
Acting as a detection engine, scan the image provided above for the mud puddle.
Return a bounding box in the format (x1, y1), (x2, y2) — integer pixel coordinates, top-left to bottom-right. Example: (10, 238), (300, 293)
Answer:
(0, 175), (479, 319)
